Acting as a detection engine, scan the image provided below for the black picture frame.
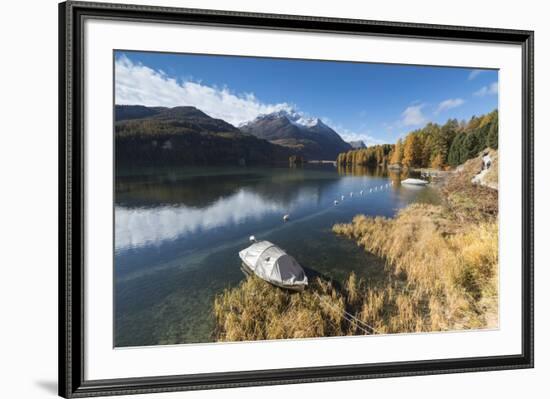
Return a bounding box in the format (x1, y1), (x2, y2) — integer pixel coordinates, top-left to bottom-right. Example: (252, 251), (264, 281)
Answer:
(59, 1), (534, 397)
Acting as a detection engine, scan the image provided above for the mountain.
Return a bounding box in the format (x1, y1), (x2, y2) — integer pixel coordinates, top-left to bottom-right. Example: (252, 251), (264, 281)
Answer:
(349, 140), (366, 149)
(240, 110), (352, 160)
(115, 105), (292, 166)
(115, 105), (161, 121)
(115, 105), (240, 133)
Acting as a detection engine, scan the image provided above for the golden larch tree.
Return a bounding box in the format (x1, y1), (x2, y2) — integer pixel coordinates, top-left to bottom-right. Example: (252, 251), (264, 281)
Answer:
(402, 134), (420, 167)
(390, 139), (403, 165)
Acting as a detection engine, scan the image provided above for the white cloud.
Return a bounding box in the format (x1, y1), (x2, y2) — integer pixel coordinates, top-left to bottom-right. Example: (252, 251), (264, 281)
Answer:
(115, 55), (293, 126)
(468, 69), (484, 80)
(339, 130), (385, 146)
(474, 82), (499, 97)
(435, 98), (465, 114)
(401, 104), (427, 126)
(379, 104), (427, 139)
(320, 118), (385, 146)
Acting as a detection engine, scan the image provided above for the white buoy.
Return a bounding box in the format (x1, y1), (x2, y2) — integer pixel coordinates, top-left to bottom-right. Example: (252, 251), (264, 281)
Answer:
(360, 190), (364, 195)
(283, 214), (290, 222)
(369, 188), (372, 193)
(341, 195), (345, 201)
(350, 192), (353, 197)
(249, 235), (256, 242)
(334, 200), (339, 205)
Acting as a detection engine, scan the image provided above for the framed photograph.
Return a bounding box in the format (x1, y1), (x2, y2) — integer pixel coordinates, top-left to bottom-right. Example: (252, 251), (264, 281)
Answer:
(59, 1), (534, 397)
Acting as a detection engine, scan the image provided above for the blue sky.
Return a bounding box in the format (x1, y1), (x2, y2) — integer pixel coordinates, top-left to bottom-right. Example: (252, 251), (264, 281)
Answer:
(115, 50), (498, 145)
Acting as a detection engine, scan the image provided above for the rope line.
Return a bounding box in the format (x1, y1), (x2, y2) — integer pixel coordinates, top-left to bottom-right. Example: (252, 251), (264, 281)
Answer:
(278, 181), (400, 336)
(312, 291), (379, 335)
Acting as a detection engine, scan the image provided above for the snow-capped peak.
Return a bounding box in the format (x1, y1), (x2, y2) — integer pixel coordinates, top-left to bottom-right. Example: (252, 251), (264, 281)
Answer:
(242, 109), (321, 129)
(293, 115), (320, 128)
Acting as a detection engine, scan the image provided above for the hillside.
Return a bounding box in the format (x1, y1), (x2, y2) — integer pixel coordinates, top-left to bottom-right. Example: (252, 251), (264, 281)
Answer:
(240, 110), (352, 160)
(115, 105), (293, 166)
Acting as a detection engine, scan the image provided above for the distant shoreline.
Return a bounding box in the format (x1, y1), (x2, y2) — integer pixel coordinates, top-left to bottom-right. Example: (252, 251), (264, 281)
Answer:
(307, 160), (337, 165)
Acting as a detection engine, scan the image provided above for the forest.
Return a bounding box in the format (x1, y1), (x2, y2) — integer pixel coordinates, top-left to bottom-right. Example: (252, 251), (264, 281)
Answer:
(114, 105), (293, 167)
(337, 109), (498, 169)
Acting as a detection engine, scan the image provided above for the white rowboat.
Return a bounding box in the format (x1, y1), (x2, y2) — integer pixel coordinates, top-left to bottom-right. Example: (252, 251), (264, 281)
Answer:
(239, 241), (308, 291)
(401, 178), (429, 186)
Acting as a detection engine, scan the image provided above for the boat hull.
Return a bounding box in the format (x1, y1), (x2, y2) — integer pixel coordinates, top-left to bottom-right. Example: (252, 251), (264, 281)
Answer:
(401, 178), (429, 186)
(240, 262), (306, 292)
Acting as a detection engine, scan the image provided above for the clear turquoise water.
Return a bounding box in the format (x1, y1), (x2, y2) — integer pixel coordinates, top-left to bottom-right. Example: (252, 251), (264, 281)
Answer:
(114, 165), (439, 347)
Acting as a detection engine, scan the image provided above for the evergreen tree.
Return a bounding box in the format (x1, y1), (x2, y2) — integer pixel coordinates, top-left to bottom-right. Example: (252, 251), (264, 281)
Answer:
(478, 127), (488, 153)
(447, 133), (461, 166)
(441, 119), (459, 150)
(486, 114), (498, 149)
(462, 132), (480, 161)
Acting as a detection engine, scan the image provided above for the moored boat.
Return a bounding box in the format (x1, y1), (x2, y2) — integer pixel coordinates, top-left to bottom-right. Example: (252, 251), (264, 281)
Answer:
(239, 240), (308, 291)
(401, 178), (429, 186)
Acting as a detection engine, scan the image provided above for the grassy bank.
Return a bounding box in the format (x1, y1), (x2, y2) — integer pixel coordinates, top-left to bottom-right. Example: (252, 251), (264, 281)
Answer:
(332, 205), (498, 333)
(213, 151), (498, 340)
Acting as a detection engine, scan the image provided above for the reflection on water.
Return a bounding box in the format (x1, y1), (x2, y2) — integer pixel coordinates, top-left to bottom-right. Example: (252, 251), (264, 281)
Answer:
(337, 164), (413, 181)
(115, 165), (439, 347)
(116, 190), (290, 251)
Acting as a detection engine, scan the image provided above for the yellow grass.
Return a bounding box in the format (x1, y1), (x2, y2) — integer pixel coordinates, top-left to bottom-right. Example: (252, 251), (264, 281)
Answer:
(333, 205), (498, 333)
(213, 277), (350, 341)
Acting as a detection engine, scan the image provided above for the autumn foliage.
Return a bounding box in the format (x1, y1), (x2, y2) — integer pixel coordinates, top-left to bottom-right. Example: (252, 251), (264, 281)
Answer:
(337, 109), (498, 170)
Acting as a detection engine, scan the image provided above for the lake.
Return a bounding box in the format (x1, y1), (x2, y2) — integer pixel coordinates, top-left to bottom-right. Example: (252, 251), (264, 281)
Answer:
(114, 165), (439, 347)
